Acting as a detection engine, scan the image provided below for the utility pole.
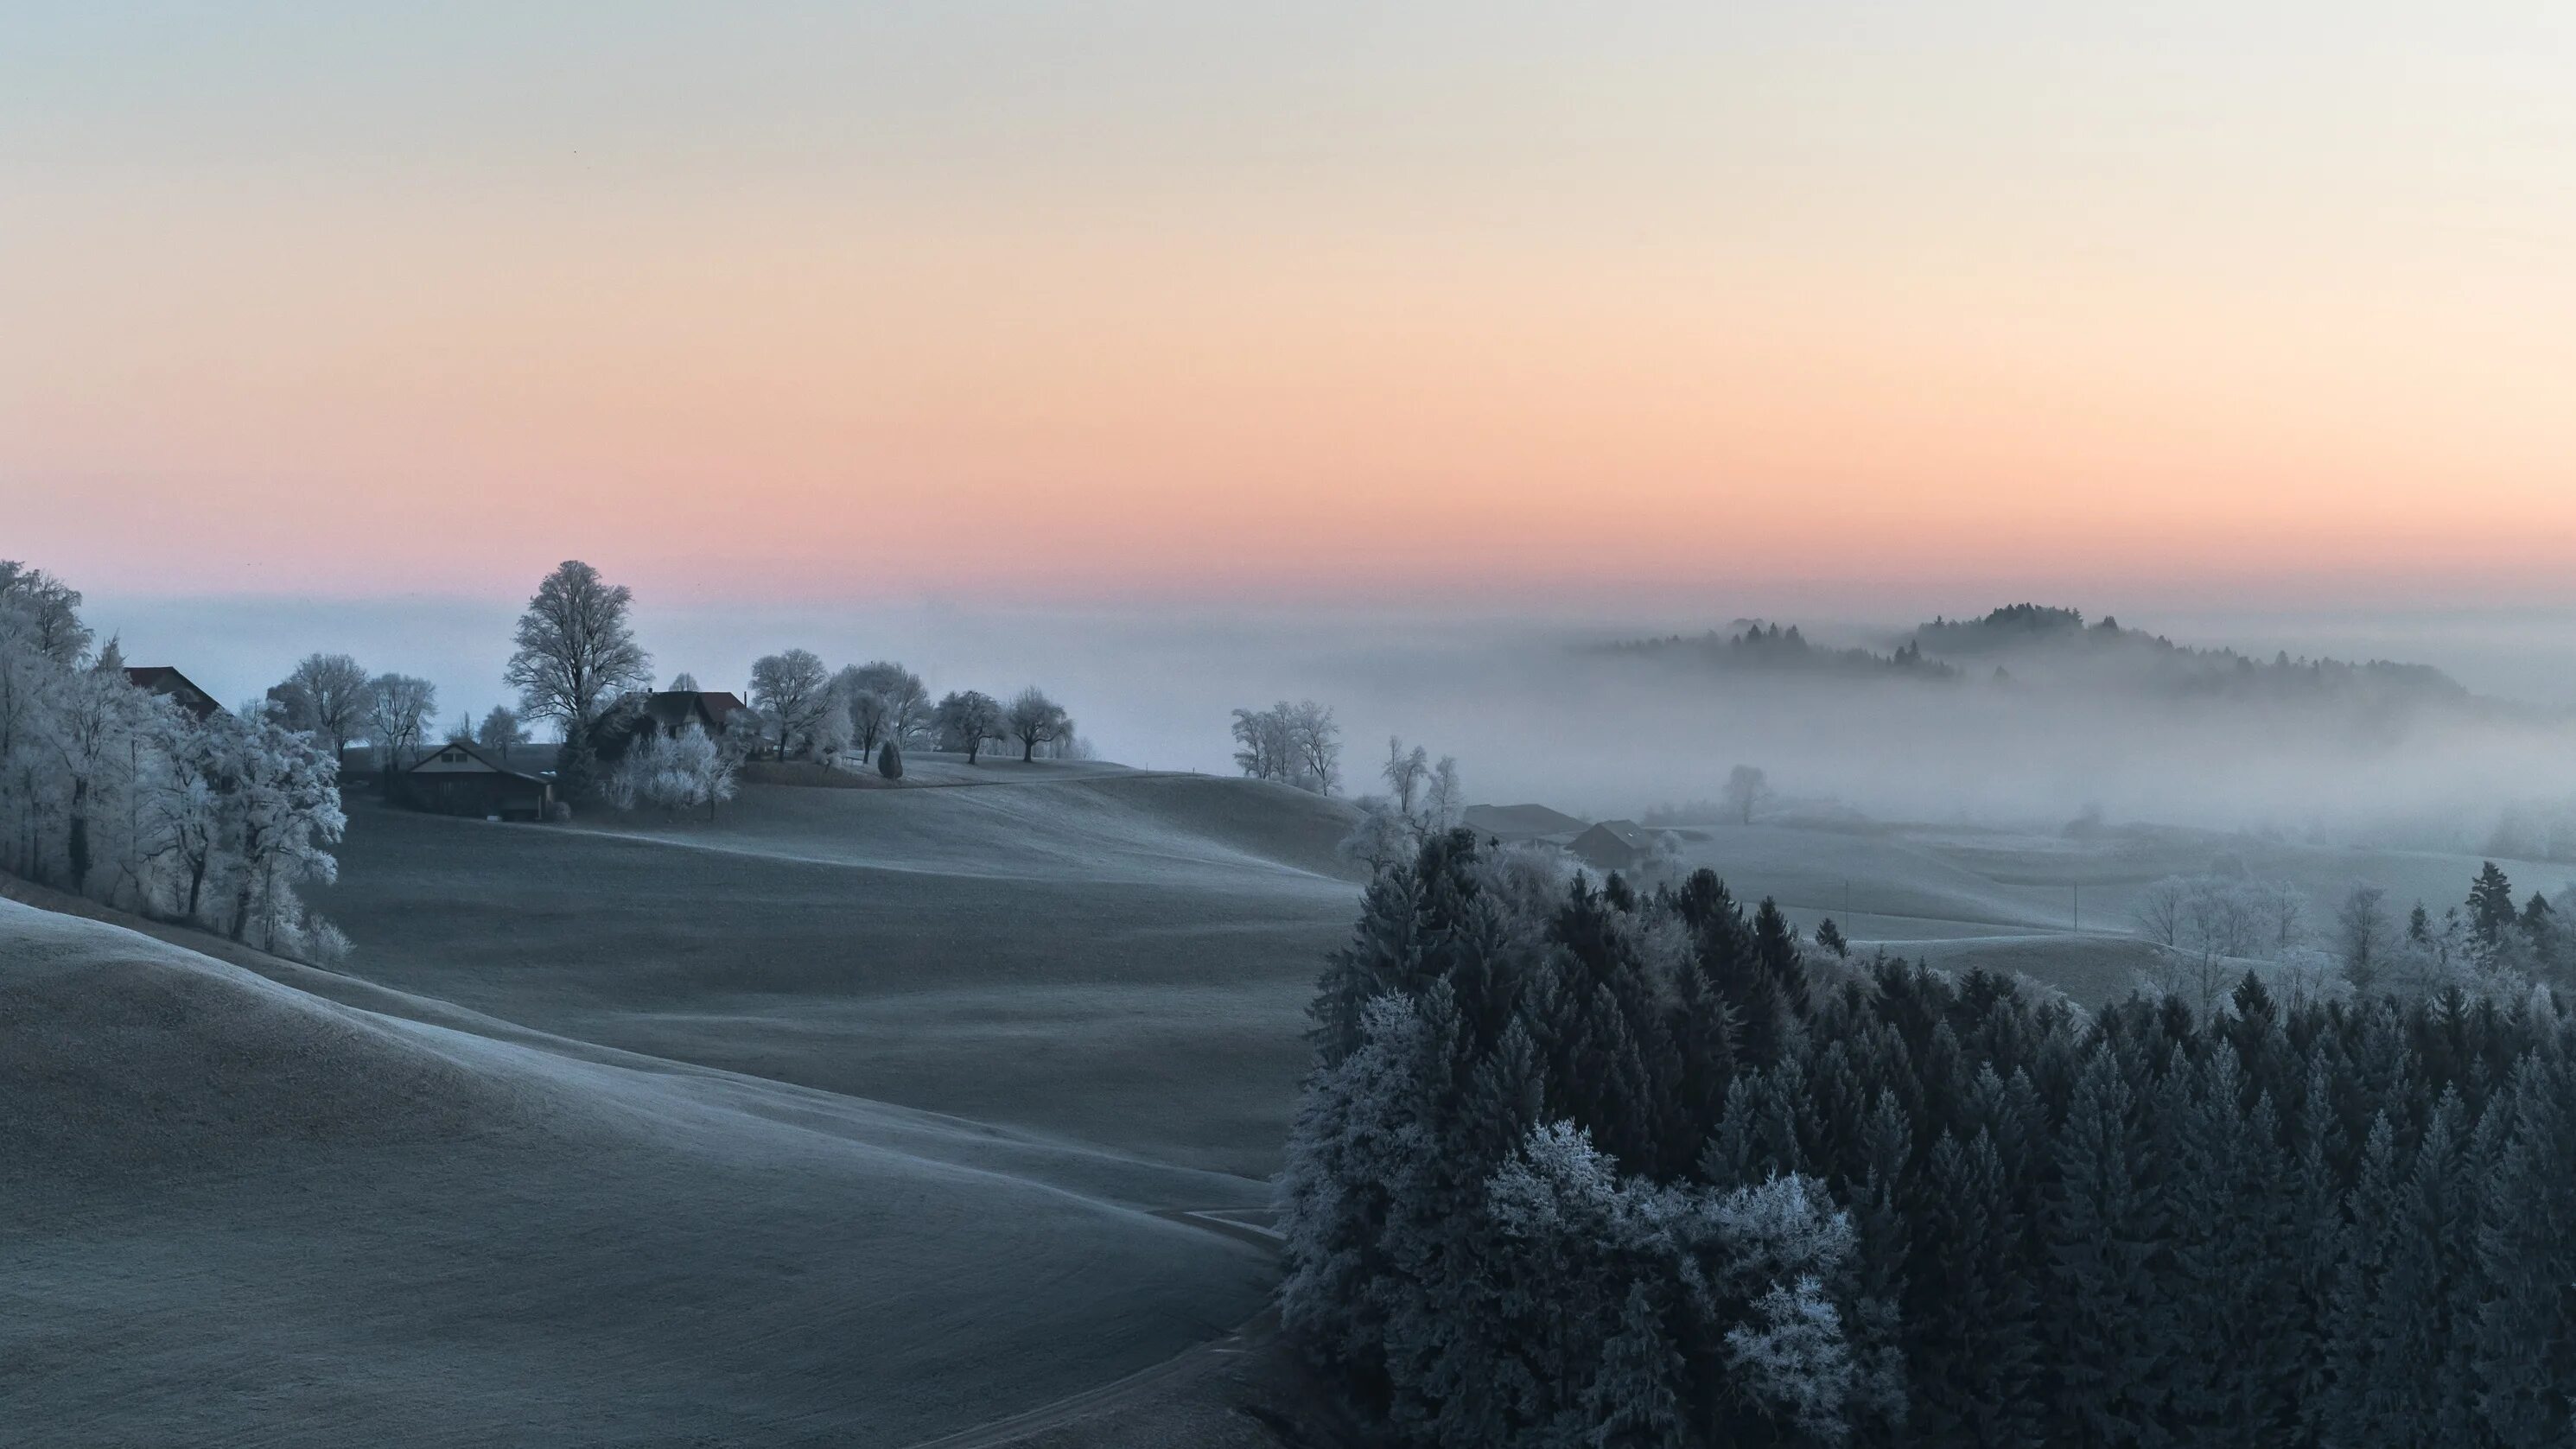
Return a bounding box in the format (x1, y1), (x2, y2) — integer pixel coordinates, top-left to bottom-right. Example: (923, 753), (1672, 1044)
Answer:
(2073, 882), (2081, 934)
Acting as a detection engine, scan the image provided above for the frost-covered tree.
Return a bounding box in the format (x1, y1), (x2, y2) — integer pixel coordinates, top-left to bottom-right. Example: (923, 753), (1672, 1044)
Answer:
(608, 721), (737, 820)
(1291, 701), (1343, 794)
(749, 648), (834, 760)
(1233, 701), (1343, 793)
(476, 705), (527, 761)
(1337, 797), (1422, 875)
(366, 672), (438, 776)
(49, 661), (148, 894)
(0, 562), (92, 664)
(504, 560), (651, 791)
(1283, 821), (2563, 1448)
(1383, 737), (1430, 817)
(1231, 705), (1292, 782)
(1724, 764), (1771, 825)
(1424, 755), (1465, 832)
(835, 661), (929, 752)
(934, 690), (1004, 764)
(834, 666), (894, 754)
(2336, 882), (2395, 995)
(0, 561), (349, 961)
(1005, 687), (1072, 763)
(271, 652), (369, 768)
(219, 702), (347, 950)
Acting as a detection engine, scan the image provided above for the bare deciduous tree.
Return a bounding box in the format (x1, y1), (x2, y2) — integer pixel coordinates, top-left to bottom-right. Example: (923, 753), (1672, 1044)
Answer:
(503, 560), (652, 746)
(836, 661), (929, 750)
(1383, 737), (1430, 816)
(1231, 700), (1341, 794)
(476, 705), (527, 762)
(2336, 883), (2394, 996)
(935, 690), (1004, 765)
(1006, 687), (1072, 763)
(1424, 755), (1465, 831)
(275, 652), (369, 767)
(750, 649), (833, 760)
(1290, 701), (1342, 794)
(366, 673), (438, 776)
(1725, 765), (1771, 825)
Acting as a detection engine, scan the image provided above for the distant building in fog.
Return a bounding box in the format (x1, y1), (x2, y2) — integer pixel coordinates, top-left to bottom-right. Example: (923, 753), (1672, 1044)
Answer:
(125, 666), (224, 722)
(1571, 818), (1657, 871)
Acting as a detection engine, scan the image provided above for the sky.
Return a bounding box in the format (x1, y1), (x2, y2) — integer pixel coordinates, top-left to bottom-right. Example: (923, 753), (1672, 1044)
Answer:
(7, 3), (2575, 622)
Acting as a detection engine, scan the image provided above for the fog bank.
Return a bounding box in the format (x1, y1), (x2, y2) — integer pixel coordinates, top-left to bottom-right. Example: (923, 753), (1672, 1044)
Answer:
(79, 591), (2576, 847)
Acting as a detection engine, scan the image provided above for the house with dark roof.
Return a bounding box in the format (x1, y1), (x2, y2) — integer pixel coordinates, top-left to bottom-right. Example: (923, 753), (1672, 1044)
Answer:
(401, 740), (556, 821)
(638, 690), (749, 740)
(596, 689), (752, 763)
(125, 666), (224, 722)
(1571, 818), (1658, 871)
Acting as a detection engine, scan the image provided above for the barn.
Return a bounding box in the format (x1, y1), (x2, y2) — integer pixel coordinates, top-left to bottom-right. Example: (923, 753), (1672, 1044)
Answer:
(124, 666), (225, 722)
(401, 740), (557, 821)
(1570, 818), (1658, 871)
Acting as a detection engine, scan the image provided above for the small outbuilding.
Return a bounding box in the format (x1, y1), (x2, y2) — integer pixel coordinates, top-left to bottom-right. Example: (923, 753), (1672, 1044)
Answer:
(401, 740), (556, 821)
(1571, 818), (1658, 872)
(125, 666), (225, 722)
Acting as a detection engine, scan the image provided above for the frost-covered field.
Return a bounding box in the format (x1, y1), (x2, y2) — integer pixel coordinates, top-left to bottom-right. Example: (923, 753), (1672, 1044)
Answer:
(10, 759), (2559, 1446)
(0, 896), (1275, 1446)
(313, 772), (1364, 1176)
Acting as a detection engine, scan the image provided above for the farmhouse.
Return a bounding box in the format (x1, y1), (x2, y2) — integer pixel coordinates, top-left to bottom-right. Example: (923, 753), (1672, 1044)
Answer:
(636, 690), (749, 742)
(402, 740), (557, 821)
(1570, 818), (1657, 871)
(124, 666), (224, 722)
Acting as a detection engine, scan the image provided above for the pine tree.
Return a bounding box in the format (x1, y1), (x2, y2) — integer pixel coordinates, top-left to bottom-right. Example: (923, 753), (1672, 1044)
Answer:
(2470, 861), (2519, 948)
(2045, 1045), (2164, 1446)
(2474, 1053), (2576, 1446)
(1581, 1283), (1691, 1449)
(1909, 1129), (2044, 1448)
(2324, 1112), (2406, 1446)
(1753, 897), (1812, 1020)
(1276, 994), (1436, 1395)
(2167, 1042), (2257, 1440)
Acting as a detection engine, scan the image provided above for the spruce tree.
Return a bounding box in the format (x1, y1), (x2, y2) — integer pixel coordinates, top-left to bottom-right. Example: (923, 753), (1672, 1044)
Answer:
(1910, 1129), (2044, 1448)
(2475, 1053), (2576, 1446)
(2045, 1045), (2164, 1446)
(2470, 861), (2519, 948)
(1581, 1283), (1692, 1449)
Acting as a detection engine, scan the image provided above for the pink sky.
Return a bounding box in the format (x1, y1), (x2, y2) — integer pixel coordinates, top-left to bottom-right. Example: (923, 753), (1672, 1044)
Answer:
(6, 5), (2573, 609)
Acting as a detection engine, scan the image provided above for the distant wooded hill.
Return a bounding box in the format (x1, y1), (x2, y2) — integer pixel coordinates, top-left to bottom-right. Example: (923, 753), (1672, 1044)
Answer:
(1607, 604), (2474, 710)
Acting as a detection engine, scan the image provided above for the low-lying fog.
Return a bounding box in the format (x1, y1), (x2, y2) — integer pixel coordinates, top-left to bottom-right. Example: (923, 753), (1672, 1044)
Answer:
(80, 591), (2576, 851)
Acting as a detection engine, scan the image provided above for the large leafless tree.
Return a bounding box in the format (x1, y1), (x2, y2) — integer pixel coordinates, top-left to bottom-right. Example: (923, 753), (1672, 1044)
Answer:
(503, 560), (652, 742)
(275, 651), (370, 767)
(1005, 687), (1072, 763)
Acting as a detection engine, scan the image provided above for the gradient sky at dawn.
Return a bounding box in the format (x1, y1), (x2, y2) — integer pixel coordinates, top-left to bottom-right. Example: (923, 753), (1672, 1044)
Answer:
(6, 3), (2573, 610)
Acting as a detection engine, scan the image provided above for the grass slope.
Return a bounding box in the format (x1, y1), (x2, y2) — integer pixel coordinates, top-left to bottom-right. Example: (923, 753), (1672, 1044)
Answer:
(315, 774), (1362, 1177)
(0, 899), (1274, 1448)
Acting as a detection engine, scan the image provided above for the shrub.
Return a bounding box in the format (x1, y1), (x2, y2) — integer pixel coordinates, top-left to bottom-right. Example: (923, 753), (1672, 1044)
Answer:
(878, 740), (903, 779)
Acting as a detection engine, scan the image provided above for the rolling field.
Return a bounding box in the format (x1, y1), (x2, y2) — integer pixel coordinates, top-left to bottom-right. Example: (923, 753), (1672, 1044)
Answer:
(1661, 819), (2567, 1007)
(10, 757), (2556, 1445)
(0, 898), (1275, 1448)
(312, 772), (1363, 1178)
